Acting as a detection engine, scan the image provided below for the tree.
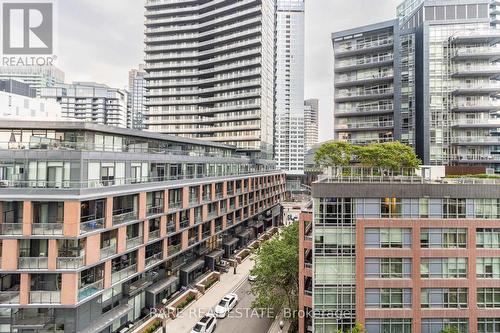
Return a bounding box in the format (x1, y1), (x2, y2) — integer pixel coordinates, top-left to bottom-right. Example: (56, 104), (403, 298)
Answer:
(336, 323), (365, 333)
(314, 141), (354, 167)
(250, 223), (299, 323)
(355, 142), (421, 171)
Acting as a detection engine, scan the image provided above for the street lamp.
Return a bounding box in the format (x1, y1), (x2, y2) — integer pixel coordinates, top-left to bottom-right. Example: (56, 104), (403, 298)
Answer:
(161, 298), (168, 333)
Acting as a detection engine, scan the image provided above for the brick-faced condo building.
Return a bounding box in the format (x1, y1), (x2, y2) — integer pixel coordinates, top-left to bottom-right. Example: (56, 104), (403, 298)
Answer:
(299, 167), (500, 333)
(0, 120), (285, 333)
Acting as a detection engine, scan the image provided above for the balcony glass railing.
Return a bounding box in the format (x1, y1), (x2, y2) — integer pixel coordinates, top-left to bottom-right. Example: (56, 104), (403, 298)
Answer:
(188, 237), (198, 246)
(57, 256), (85, 269)
(179, 220), (190, 229)
(29, 291), (60, 304)
(149, 229), (160, 240)
(145, 253), (163, 268)
(336, 54), (394, 68)
(336, 120), (394, 130)
(202, 230), (211, 239)
(126, 236), (143, 249)
(147, 205), (164, 216)
(100, 245), (117, 259)
(168, 244), (181, 256)
(112, 211), (137, 225)
(0, 291), (19, 304)
(167, 224), (176, 234)
(112, 264), (137, 284)
(32, 223), (63, 235)
(336, 87), (394, 98)
(335, 37), (393, 53)
(18, 257), (48, 269)
(80, 218), (104, 234)
(451, 136), (500, 143)
(0, 223), (23, 235)
(78, 280), (103, 301)
(168, 201), (182, 211)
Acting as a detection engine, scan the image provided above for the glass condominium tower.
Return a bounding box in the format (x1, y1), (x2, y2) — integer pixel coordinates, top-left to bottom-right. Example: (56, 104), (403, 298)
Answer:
(332, 0), (500, 171)
(144, 0), (276, 159)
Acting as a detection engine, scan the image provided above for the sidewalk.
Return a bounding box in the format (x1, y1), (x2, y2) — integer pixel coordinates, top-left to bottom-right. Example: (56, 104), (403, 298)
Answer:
(164, 257), (255, 333)
(267, 313), (291, 333)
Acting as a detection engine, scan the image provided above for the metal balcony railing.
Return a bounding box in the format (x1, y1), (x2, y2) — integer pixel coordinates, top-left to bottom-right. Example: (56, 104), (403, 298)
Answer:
(78, 280), (103, 301)
(29, 291), (61, 304)
(18, 257), (48, 269)
(168, 201), (182, 211)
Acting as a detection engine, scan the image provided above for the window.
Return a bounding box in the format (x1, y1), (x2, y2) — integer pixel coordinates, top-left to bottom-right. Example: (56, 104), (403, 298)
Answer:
(477, 229), (500, 248)
(478, 288), (500, 308)
(365, 288), (412, 308)
(421, 318), (468, 333)
(365, 258), (412, 278)
(421, 288), (468, 308)
(420, 228), (467, 248)
(477, 258), (500, 278)
(420, 258), (467, 278)
(478, 318), (500, 333)
(443, 198), (466, 218)
(365, 228), (412, 248)
(365, 319), (412, 333)
(381, 198), (402, 218)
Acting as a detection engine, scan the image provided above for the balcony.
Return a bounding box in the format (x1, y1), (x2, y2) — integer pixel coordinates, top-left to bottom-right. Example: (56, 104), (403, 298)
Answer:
(335, 120), (394, 132)
(78, 280), (103, 301)
(168, 201), (182, 211)
(450, 31), (500, 44)
(451, 136), (500, 144)
(112, 211), (138, 225)
(29, 291), (60, 304)
(56, 256), (85, 269)
(0, 291), (19, 304)
(335, 87), (394, 102)
(188, 237), (198, 246)
(0, 223), (23, 235)
(126, 236), (143, 249)
(146, 205), (164, 217)
(452, 101), (500, 112)
(32, 223), (63, 236)
(167, 224), (176, 234)
(335, 54), (394, 72)
(202, 230), (211, 239)
(168, 244), (181, 256)
(451, 64), (500, 77)
(80, 218), (104, 234)
(452, 46), (500, 61)
(179, 219), (190, 229)
(145, 253), (163, 268)
(149, 229), (161, 241)
(100, 245), (117, 260)
(18, 257), (48, 269)
(335, 37), (394, 57)
(112, 264), (137, 284)
(451, 83), (500, 95)
(335, 72), (394, 88)
(450, 154), (500, 163)
(12, 310), (54, 328)
(452, 118), (500, 127)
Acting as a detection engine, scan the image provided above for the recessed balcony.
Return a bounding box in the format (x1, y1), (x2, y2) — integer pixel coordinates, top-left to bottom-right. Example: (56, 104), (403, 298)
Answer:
(450, 31), (500, 44)
(451, 136), (500, 144)
(29, 291), (60, 304)
(335, 55), (394, 72)
(451, 64), (500, 77)
(335, 73), (394, 88)
(335, 37), (394, 57)
(451, 83), (500, 95)
(450, 154), (500, 163)
(335, 120), (394, 132)
(335, 88), (394, 102)
(452, 47), (500, 61)
(452, 101), (500, 112)
(78, 280), (103, 301)
(18, 257), (48, 270)
(452, 118), (500, 127)
(0, 223), (23, 235)
(111, 264), (137, 284)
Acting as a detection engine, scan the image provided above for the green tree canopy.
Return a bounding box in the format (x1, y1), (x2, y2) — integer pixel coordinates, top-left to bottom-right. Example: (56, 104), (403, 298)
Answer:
(250, 222), (299, 320)
(439, 328), (460, 333)
(314, 141), (421, 171)
(314, 141), (354, 167)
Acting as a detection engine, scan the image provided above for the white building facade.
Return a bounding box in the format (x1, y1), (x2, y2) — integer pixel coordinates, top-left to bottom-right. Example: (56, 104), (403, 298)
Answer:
(0, 66), (65, 97)
(144, 0), (276, 159)
(304, 98), (319, 151)
(41, 82), (128, 128)
(274, 0), (305, 173)
(128, 65), (147, 129)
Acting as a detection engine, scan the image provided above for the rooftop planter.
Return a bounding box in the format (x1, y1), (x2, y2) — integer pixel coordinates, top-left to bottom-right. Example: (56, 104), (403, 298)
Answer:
(166, 289), (199, 319)
(248, 239), (261, 250)
(195, 271), (220, 294)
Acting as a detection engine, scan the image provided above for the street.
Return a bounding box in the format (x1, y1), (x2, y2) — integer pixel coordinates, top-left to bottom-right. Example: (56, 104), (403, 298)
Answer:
(216, 280), (273, 333)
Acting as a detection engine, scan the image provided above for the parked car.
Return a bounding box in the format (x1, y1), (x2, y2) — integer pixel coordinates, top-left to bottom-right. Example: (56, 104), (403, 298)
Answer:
(214, 293), (239, 318)
(248, 274), (257, 282)
(191, 313), (217, 333)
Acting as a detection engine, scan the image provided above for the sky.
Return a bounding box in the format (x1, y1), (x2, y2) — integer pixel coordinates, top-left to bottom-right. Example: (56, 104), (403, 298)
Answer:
(56, 0), (402, 142)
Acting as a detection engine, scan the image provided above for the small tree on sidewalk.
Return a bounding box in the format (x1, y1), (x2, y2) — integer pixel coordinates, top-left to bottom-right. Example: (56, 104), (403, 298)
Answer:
(249, 223), (299, 329)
